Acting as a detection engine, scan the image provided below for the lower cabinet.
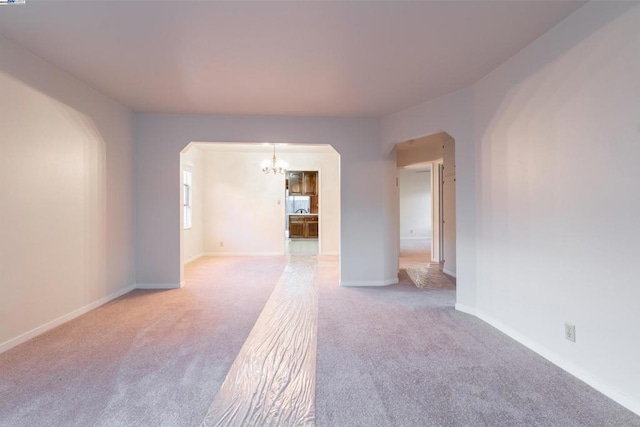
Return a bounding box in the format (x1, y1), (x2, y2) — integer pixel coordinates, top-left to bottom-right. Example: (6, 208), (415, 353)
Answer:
(306, 219), (318, 238)
(289, 218), (306, 238)
(289, 215), (318, 239)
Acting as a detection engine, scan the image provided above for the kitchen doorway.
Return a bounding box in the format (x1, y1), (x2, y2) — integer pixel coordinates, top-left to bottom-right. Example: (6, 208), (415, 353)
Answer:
(285, 170), (319, 255)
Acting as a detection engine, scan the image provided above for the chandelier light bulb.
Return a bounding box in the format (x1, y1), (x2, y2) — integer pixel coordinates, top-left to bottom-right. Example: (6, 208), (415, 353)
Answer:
(261, 144), (287, 175)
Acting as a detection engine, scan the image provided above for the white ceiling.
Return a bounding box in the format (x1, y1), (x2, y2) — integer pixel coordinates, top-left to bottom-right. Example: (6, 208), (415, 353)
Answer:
(0, 1), (584, 117)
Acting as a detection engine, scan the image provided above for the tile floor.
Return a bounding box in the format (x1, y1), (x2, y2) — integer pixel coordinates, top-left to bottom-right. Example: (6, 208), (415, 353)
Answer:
(285, 238), (319, 256)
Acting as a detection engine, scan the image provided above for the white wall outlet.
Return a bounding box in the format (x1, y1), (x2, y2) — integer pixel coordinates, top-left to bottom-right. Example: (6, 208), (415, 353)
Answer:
(565, 322), (576, 342)
(220, 241), (224, 247)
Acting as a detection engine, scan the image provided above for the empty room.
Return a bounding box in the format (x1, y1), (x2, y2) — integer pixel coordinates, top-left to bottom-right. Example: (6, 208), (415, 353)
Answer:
(1, 1), (639, 426)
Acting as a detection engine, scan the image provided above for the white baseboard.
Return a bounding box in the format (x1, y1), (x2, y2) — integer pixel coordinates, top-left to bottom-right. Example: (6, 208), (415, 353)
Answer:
(203, 251), (284, 257)
(135, 283), (181, 290)
(473, 309), (640, 417)
(340, 278), (398, 287)
(454, 303), (476, 316)
(443, 268), (456, 277)
(183, 253), (204, 264)
(0, 284), (135, 355)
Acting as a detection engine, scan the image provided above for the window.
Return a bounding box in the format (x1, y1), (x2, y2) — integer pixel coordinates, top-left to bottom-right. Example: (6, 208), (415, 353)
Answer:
(183, 169), (193, 229)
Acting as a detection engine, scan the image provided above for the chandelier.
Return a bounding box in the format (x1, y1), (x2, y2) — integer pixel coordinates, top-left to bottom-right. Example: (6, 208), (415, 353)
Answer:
(261, 144), (288, 175)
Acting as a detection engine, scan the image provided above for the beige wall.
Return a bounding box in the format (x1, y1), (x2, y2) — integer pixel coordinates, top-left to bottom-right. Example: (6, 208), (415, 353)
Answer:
(398, 168), (431, 239)
(183, 146), (340, 257)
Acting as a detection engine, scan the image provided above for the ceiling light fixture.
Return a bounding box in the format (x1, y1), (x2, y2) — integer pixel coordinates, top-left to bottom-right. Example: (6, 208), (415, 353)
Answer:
(261, 144), (288, 175)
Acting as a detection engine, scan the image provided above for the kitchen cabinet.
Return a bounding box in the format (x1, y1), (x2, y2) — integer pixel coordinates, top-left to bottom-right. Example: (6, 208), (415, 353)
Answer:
(302, 172), (317, 195)
(306, 218), (318, 238)
(289, 217), (306, 238)
(289, 215), (318, 239)
(287, 171), (317, 196)
(288, 171), (303, 195)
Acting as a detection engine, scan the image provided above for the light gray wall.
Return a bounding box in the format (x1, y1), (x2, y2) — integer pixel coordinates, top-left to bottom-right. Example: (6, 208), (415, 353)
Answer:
(382, 1), (640, 415)
(0, 36), (135, 350)
(472, 2), (640, 412)
(134, 115), (398, 287)
(381, 88), (476, 308)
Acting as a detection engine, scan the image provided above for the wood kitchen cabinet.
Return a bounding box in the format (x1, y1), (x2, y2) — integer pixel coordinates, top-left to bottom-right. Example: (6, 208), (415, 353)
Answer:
(287, 171), (317, 196)
(306, 218), (318, 238)
(288, 171), (303, 195)
(289, 215), (318, 239)
(302, 172), (316, 195)
(289, 217), (306, 238)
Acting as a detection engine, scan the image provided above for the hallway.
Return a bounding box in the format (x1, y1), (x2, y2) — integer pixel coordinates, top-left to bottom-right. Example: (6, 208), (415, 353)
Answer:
(0, 256), (638, 426)
(399, 238), (456, 289)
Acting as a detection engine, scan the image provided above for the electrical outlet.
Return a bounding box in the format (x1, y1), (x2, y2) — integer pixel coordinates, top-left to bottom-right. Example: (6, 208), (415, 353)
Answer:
(565, 322), (576, 342)
(220, 241), (224, 247)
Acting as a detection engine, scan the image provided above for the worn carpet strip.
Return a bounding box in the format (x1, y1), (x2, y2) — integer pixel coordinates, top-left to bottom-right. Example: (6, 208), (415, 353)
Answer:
(202, 256), (318, 427)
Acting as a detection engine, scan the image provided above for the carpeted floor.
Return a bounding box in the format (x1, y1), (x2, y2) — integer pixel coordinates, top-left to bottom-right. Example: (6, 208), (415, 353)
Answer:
(1, 255), (639, 426)
(315, 268), (639, 426)
(0, 256), (288, 426)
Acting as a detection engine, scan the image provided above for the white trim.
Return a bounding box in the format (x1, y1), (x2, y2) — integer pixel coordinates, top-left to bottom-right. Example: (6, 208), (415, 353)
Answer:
(340, 278), (399, 287)
(135, 283), (181, 290)
(203, 251), (284, 257)
(183, 253), (204, 264)
(454, 303), (476, 316)
(319, 251), (339, 256)
(400, 236), (433, 241)
(443, 268), (456, 277)
(0, 284), (135, 355)
(473, 309), (640, 417)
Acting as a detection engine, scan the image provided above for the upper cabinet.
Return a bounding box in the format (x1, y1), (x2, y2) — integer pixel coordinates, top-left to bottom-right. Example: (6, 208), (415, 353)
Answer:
(288, 171), (317, 196)
(288, 171), (303, 194)
(302, 171), (317, 196)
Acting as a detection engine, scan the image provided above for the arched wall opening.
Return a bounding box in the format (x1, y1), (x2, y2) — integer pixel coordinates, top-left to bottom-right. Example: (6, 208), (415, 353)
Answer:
(178, 141), (341, 285)
(395, 131), (456, 278)
(134, 115), (396, 290)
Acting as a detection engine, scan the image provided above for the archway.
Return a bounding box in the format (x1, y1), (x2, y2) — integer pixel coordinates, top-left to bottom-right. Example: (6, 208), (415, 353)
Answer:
(395, 132), (456, 286)
(178, 142), (341, 284)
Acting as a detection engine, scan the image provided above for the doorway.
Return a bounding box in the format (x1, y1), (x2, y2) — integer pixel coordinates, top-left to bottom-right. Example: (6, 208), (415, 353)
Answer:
(395, 132), (457, 286)
(285, 170), (319, 256)
(178, 142), (340, 270)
